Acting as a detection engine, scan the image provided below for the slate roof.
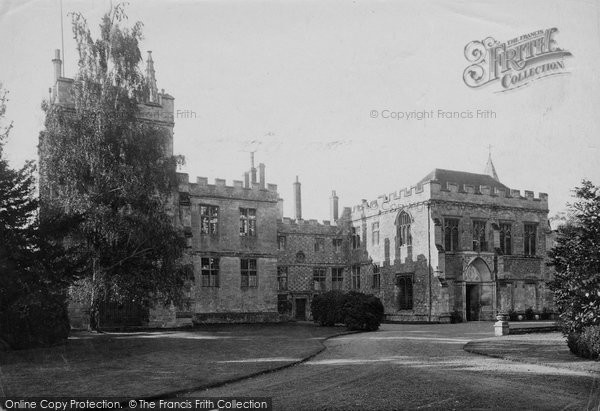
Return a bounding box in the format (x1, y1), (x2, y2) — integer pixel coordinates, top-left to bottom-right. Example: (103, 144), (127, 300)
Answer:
(417, 169), (510, 192)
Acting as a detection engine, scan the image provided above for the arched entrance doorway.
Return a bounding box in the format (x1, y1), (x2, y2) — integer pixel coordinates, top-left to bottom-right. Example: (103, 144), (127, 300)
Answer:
(463, 258), (495, 321)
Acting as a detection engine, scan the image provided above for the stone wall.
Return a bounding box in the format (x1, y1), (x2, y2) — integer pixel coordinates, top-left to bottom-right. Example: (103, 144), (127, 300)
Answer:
(174, 173), (281, 322)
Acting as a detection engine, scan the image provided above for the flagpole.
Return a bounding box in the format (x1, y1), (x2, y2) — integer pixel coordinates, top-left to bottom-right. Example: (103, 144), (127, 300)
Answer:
(60, 0), (65, 77)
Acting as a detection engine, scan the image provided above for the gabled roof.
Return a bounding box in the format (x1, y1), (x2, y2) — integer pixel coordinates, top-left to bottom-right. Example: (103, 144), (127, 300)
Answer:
(418, 168), (510, 192)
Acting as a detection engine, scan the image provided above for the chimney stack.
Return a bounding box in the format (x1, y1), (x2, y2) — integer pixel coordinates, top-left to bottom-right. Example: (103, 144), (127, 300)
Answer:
(250, 153), (257, 184)
(244, 172), (250, 188)
(293, 176), (302, 220)
(330, 190), (339, 222)
(52, 49), (62, 82)
(259, 163), (265, 189)
(277, 198), (284, 220)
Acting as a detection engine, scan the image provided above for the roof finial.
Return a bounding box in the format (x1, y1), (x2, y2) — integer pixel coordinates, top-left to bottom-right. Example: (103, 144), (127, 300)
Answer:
(484, 145), (499, 181)
(146, 51), (158, 103)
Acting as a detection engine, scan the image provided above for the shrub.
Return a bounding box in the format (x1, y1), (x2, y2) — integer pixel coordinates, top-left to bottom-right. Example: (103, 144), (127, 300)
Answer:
(310, 291), (345, 326)
(342, 291), (384, 331)
(567, 325), (600, 360)
(0, 290), (70, 350)
(548, 181), (600, 337)
(525, 307), (535, 321)
(277, 298), (292, 315)
(450, 310), (463, 324)
(508, 309), (518, 322)
(541, 307), (552, 320)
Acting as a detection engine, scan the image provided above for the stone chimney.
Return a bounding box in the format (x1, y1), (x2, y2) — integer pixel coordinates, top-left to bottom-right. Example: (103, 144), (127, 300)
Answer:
(244, 172), (250, 188)
(277, 198), (284, 220)
(330, 190), (339, 222)
(259, 163), (265, 189)
(293, 176), (302, 220)
(52, 49), (62, 82)
(250, 152), (257, 185)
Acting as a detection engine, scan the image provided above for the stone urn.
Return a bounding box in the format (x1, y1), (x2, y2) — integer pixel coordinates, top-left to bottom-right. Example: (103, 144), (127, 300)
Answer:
(496, 314), (509, 322)
(494, 313), (510, 336)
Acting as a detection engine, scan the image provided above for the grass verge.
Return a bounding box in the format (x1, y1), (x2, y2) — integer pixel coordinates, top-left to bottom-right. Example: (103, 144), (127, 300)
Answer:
(0, 323), (346, 398)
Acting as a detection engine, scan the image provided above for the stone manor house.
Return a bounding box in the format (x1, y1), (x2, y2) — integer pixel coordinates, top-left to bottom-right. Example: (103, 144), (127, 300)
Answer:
(46, 50), (554, 328)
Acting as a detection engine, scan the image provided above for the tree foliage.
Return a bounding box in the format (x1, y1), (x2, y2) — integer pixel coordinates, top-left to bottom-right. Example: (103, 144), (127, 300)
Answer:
(310, 291), (345, 326)
(40, 4), (187, 329)
(0, 84), (71, 349)
(342, 291), (385, 331)
(549, 180), (600, 336)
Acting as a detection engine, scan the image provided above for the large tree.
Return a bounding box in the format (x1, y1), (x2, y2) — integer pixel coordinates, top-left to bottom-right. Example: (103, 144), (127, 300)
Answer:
(549, 180), (600, 335)
(0, 84), (71, 349)
(40, 5), (187, 330)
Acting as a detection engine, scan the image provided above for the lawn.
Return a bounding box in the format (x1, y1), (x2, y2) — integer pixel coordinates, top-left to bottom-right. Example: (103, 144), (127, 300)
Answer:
(0, 323), (345, 398)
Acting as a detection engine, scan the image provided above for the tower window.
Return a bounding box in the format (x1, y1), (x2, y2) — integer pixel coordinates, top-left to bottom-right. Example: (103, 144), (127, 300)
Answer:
(239, 208), (257, 237)
(398, 212), (412, 246)
(444, 218), (459, 251)
(372, 222), (380, 246)
(500, 223), (512, 255)
(199, 205), (219, 235)
(472, 220), (487, 252)
(524, 223), (537, 256)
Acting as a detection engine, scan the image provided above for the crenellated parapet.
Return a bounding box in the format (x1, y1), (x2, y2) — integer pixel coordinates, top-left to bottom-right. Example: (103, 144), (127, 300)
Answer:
(352, 179), (549, 218)
(278, 216), (343, 235)
(176, 172), (279, 203)
(429, 180), (548, 210)
(136, 91), (174, 126)
(351, 182), (432, 216)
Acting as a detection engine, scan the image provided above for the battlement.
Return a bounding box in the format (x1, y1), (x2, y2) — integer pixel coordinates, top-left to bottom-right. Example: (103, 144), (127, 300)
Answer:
(50, 49), (174, 125)
(52, 77), (174, 122)
(351, 179), (549, 214)
(278, 216), (341, 235)
(136, 92), (175, 125)
(177, 172), (279, 202)
(280, 217), (332, 227)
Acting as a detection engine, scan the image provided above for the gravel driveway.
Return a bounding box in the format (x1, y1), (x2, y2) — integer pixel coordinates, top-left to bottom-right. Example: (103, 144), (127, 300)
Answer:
(187, 322), (598, 410)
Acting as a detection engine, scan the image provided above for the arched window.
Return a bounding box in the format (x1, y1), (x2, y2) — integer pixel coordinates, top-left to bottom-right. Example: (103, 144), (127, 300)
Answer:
(397, 211), (412, 246)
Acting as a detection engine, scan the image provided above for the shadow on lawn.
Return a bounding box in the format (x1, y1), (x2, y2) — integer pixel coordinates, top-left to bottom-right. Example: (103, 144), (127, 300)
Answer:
(0, 323), (346, 397)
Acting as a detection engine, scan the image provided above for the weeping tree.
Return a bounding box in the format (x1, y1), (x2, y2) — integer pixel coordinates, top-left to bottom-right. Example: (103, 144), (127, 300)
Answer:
(40, 4), (187, 330)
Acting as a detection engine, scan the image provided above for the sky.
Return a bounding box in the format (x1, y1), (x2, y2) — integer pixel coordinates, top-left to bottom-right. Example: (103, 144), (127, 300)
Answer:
(0, 0), (598, 221)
